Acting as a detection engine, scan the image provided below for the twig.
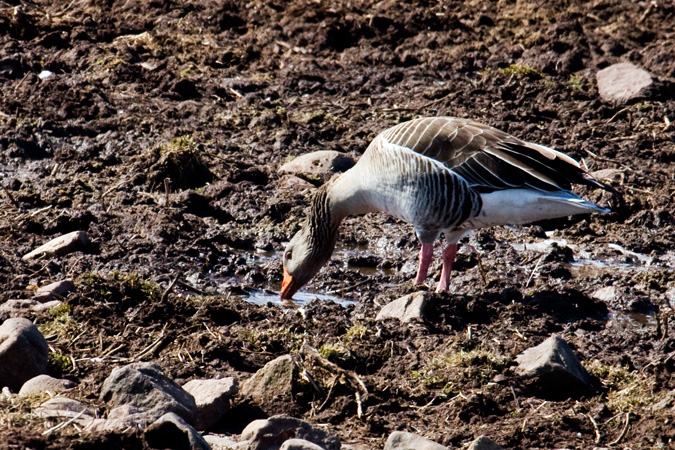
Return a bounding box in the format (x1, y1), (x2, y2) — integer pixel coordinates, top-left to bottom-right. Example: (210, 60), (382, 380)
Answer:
(510, 384), (521, 409)
(318, 375), (339, 410)
(526, 255), (544, 287)
(514, 328), (527, 341)
(606, 107), (631, 123)
(176, 280), (210, 295)
(29, 205), (53, 217)
(160, 274), (179, 303)
(638, 1), (655, 23)
(132, 324), (168, 361)
(42, 410), (86, 435)
(1, 184), (19, 208)
(587, 413), (601, 444)
(606, 135), (638, 142)
(99, 343), (125, 359)
(300, 344), (368, 419)
(325, 278), (370, 295)
(163, 178), (172, 209)
(609, 412), (630, 446)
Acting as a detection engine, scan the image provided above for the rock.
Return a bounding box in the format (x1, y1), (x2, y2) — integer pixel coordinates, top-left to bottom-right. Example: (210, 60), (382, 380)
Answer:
(0, 299), (63, 315)
(468, 435), (504, 450)
(203, 434), (240, 450)
(596, 62), (653, 104)
(0, 318), (49, 391)
(22, 231), (90, 261)
(0, 300), (37, 315)
(35, 397), (95, 427)
(278, 151), (355, 181)
(376, 292), (429, 323)
(30, 300), (63, 313)
(591, 286), (616, 302)
(183, 377), (239, 430)
(277, 174), (316, 192)
(240, 355), (297, 415)
(240, 415), (340, 450)
(515, 335), (595, 399)
(666, 288), (675, 311)
(100, 362), (197, 424)
(88, 404), (154, 431)
(38, 70), (54, 80)
(384, 431), (447, 450)
(19, 374), (76, 395)
(32, 279), (76, 302)
(145, 412), (211, 450)
(280, 438), (326, 450)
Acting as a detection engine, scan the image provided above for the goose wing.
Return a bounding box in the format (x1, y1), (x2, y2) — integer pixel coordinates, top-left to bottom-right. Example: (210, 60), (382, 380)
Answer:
(379, 116), (604, 193)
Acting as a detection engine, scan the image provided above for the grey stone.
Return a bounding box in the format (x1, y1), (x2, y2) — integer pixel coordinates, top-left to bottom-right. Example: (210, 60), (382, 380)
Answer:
(0, 299), (63, 315)
(596, 62), (653, 104)
(240, 355), (297, 415)
(515, 335), (595, 399)
(100, 362), (197, 423)
(35, 397), (95, 427)
(183, 377), (239, 431)
(384, 431), (447, 450)
(591, 286), (616, 302)
(278, 151), (355, 181)
(145, 412), (211, 450)
(652, 390), (675, 411)
(89, 404), (153, 431)
(30, 300), (63, 313)
(203, 434), (240, 450)
(0, 300), (37, 315)
(376, 292), (429, 323)
(277, 174), (316, 192)
(19, 374), (76, 395)
(666, 287), (675, 311)
(32, 279), (76, 302)
(468, 435), (504, 450)
(241, 415), (340, 450)
(22, 230), (90, 261)
(0, 318), (48, 391)
(280, 438), (326, 450)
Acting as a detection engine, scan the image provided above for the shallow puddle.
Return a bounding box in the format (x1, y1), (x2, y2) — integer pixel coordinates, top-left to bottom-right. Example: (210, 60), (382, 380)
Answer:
(608, 310), (658, 327)
(245, 289), (356, 307)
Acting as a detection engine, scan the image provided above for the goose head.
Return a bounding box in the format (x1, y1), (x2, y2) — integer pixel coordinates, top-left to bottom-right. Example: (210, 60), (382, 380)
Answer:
(280, 224), (336, 300)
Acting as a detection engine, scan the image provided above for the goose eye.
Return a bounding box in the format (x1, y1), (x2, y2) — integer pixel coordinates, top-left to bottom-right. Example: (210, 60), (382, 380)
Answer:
(285, 251), (292, 261)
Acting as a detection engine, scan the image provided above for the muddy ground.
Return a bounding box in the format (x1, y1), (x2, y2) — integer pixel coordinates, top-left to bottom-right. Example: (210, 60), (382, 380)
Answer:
(0, 0), (674, 448)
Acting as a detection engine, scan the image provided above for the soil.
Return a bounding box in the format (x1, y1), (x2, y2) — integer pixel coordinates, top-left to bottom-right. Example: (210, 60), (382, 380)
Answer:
(0, 0), (674, 449)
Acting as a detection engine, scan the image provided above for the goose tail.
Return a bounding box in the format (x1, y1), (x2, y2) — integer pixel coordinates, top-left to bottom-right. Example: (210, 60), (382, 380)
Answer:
(471, 189), (610, 229)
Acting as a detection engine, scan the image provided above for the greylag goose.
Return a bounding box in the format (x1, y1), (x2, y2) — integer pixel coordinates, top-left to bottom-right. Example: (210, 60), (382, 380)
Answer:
(280, 117), (616, 300)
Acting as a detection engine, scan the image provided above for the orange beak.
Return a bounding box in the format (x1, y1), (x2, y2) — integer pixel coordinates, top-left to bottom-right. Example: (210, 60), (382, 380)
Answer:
(280, 268), (299, 300)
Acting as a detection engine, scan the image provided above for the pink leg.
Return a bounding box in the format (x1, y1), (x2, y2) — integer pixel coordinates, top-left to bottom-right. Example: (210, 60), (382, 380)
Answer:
(435, 243), (458, 292)
(414, 243), (434, 284)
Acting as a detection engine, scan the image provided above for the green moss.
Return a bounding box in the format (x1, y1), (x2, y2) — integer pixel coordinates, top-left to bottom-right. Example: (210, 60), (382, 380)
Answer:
(48, 351), (72, 371)
(635, 101), (651, 111)
(500, 63), (543, 79)
(586, 360), (661, 413)
(239, 326), (308, 354)
(78, 270), (160, 304)
(318, 342), (351, 364)
(161, 135), (198, 159)
(39, 303), (78, 338)
(411, 348), (507, 395)
(568, 74), (585, 91)
(344, 323), (368, 342)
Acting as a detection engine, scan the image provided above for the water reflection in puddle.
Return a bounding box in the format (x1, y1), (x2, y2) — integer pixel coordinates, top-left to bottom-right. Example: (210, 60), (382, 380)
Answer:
(608, 310), (657, 327)
(245, 290), (356, 308)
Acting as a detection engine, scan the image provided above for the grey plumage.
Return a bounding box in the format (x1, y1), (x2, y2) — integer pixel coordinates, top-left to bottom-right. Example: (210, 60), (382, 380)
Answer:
(280, 117), (616, 299)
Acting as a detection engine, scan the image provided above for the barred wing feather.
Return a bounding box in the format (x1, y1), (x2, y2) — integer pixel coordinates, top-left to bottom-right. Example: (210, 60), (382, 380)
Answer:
(379, 117), (600, 193)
